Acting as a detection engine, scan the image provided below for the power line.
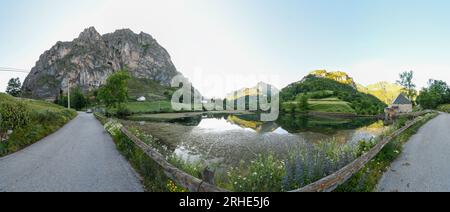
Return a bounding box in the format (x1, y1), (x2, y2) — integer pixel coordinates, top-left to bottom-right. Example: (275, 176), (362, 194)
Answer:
(0, 67), (30, 74)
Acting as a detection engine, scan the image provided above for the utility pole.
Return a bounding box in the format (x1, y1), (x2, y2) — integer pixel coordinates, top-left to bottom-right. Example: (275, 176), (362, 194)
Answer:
(67, 81), (71, 110)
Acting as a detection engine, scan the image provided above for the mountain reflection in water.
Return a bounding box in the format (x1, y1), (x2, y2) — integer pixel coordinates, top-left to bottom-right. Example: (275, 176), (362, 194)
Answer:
(126, 113), (388, 168)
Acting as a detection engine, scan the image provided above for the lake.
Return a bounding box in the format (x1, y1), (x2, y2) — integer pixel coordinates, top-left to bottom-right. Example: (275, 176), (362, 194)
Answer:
(124, 113), (389, 170)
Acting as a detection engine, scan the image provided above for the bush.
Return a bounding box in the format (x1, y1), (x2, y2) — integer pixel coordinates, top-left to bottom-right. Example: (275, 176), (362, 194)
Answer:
(0, 101), (31, 131)
(116, 105), (132, 118)
(438, 104), (450, 113)
(31, 110), (59, 124)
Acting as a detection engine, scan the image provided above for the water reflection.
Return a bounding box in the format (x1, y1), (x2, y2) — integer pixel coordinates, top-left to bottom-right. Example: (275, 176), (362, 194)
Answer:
(169, 113), (382, 136)
(127, 113), (388, 168)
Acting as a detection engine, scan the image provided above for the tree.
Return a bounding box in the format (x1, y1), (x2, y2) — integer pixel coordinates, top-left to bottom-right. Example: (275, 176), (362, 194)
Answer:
(6, 78), (22, 97)
(71, 87), (87, 110)
(417, 79), (450, 109)
(54, 87), (87, 110)
(397, 71), (417, 102)
(296, 94), (309, 112)
(97, 70), (131, 109)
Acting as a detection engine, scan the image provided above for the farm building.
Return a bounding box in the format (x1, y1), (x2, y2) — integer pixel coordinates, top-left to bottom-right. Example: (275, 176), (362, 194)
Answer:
(385, 93), (413, 119)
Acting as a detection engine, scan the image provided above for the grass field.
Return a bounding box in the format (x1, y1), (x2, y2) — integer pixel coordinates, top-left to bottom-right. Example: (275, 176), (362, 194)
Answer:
(125, 101), (174, 114)
(122, 100), (204, 115)
(283, 97), (356, 114)
(308, 98), (356, 114)
(0, 93), (77, 157)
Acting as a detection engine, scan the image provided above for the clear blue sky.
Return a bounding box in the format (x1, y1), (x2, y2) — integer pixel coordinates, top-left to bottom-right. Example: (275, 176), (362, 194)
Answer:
(1, 0), (450, 96)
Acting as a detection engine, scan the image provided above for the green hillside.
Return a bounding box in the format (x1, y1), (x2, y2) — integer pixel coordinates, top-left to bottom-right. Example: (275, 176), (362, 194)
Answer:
(357, 82), (403, 105)
(127, 77), (176, 101)
(282, 97), (356, 114)
(310, 70), (357, 88)
(280, 75), (387, 115)
(0, 93), (76, 156)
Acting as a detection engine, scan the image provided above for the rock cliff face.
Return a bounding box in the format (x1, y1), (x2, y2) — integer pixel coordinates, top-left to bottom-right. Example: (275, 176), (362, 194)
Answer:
(22, 27), (180, 100)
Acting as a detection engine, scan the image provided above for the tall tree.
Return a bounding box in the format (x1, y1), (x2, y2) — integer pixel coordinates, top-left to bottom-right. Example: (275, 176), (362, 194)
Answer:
(397, 71), (417, 101)
(417, 79), (450, 109)
(71, 87), (87, 110)
(297, 94), (309, 112)
(97, 70), (131, 109)
(6, 78), (22, 97)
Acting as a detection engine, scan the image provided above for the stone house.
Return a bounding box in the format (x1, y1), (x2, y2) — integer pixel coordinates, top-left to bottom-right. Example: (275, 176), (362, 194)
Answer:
(385, 94), (413, 119)
(391, 93), (413, 113)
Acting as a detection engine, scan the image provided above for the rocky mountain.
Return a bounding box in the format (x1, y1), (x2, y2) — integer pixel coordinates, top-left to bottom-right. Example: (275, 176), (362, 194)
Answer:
(226, 82), (272, 100)
(22, 27), (180, 100)
(309, 70), (357, 89)
(357, 82), (404, 105)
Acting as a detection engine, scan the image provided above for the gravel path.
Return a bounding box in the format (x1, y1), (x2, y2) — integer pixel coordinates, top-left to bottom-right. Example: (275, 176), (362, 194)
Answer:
(377, 113), (450, 192)
(0, 112), (143, 192)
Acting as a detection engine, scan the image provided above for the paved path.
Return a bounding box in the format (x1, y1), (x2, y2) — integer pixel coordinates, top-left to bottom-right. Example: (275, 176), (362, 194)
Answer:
(0, 113), (143, 192)
(377, 113), (450, 192)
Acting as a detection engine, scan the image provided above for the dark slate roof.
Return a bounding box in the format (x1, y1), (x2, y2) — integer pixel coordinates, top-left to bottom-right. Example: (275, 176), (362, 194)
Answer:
(392, 94), (412, 105)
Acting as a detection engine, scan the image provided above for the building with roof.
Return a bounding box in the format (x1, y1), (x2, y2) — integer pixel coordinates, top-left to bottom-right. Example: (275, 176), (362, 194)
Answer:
(385, 94), (413, 119)
(391, 93), (413, 113)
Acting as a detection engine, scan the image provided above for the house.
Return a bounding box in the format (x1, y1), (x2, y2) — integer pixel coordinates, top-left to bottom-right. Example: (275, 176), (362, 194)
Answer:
(391, 93), (413, 113)
(137, 96), (146, 102)
(384, 94), (413, 120)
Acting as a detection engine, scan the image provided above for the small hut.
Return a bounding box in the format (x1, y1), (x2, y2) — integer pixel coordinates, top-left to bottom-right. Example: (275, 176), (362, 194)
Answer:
(384, 94), (413, 120)
(391, 94), (413, 113)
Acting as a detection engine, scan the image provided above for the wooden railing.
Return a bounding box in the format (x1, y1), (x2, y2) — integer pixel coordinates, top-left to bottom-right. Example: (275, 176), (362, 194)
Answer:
(290, 112), (433, 192)
(95, 111), (433, 193)
(120, 127), (228, 192)
(94, 113), (228, 192)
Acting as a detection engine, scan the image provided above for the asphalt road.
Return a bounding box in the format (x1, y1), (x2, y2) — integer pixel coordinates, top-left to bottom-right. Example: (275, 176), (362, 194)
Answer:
(0, 112), (143, 192)
(377, 113), (450, 192)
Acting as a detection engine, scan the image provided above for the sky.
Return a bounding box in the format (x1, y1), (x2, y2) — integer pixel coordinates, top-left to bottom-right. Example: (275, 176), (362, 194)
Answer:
(1, 0), (450, 97)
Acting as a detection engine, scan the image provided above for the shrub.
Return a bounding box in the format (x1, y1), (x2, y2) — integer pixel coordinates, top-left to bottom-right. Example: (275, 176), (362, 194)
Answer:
(226, 154), (285, 192)
(116, 105), (132, 118)
(31, 110), (59, 124)
(104, 120), (171, 192)
(0, 101), (31, 131)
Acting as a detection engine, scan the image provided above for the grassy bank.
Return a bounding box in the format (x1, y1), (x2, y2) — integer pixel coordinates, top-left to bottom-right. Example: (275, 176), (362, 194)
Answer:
(122, 112), (436, 192)
(335, 112), (438, 192)
(438, 104), (450, 113)
(124, 101), (174, 114)
(96, 113), (185, 192)
(0, 93), (77, 157)
(95, 110), (437, 192)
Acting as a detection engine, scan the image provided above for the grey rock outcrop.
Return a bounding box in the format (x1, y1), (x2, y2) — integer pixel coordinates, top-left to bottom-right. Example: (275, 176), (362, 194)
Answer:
(22, 27), (180, 100)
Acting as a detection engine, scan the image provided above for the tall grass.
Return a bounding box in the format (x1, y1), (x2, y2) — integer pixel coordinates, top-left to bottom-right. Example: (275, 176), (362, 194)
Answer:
(438, 104), (450, 113)
(100, 111), (437, 192)
(0, 94), (77, 157)
(335, 112), (438, 192)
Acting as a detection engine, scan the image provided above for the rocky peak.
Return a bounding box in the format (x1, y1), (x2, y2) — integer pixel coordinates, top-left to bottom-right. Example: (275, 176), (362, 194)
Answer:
(77, 27), (102, 42)
(22, 27), (181, 100)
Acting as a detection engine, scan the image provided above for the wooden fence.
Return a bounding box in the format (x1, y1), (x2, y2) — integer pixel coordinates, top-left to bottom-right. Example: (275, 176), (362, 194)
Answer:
(95, 113), (228, 192)
(95, 112), (433, 193)
(290, 112), (432, 192)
